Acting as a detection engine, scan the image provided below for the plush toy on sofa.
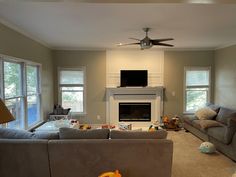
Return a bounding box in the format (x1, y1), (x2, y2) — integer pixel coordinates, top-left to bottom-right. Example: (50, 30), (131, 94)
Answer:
(199, 142), (216, 154)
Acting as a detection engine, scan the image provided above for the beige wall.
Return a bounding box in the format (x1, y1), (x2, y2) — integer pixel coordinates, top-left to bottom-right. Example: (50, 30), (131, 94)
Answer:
(0, 23), (54, 119)
(53, 50), (215, 123)
(53, 50), (106, 124)
(214, 45), (236, 109)
(164, 50), (215, 118)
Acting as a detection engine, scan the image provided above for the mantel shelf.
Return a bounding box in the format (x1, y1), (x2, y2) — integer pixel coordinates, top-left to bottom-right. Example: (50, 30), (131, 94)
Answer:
(106, 86), (164, 98)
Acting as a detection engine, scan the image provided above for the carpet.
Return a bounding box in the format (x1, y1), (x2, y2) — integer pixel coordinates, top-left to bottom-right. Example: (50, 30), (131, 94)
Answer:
(167, 130), (236, 177)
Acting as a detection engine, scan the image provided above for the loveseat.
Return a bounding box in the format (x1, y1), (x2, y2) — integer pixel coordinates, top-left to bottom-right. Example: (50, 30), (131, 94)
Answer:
(0, 128), (173, 177)
(183, 104), (236, 161)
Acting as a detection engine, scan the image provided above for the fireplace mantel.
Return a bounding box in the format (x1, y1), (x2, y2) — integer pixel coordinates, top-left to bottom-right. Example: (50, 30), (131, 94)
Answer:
(106, 87), (164, 126)
(106, 87), (164, 98)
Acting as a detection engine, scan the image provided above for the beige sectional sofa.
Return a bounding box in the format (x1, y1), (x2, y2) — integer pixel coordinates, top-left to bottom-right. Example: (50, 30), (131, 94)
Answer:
(0, 128), (173, 177)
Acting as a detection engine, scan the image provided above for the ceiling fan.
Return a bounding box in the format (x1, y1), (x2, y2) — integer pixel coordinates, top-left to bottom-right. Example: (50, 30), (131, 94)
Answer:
(118, 28), (174, 50)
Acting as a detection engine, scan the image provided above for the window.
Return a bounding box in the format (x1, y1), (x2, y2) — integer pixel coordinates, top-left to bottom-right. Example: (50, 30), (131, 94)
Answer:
(58, 68), (85, 114)
(26, 65), (41, 127)
(4, 61), (24, 129)
(0, 56), (41, 129)
(184, 67), (211, 113)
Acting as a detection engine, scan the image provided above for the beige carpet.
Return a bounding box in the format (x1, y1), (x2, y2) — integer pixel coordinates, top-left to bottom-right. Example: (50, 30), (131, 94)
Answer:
(167, 130), (236, 177)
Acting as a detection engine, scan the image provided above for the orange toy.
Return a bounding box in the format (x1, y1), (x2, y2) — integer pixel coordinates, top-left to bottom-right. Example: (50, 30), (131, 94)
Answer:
(99, 170), (122, 177)
(163, 116), (169, 124)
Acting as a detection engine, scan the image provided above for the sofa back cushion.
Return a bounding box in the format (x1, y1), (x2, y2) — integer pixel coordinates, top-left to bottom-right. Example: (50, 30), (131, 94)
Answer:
(0, 128), (59, 139)
(110, 129), (167, 139)
(0, 128), (32, 139)
(33, 132), (59, 139)
(199, 120), (223, 129)
(216, 107), (236, 125)
(59, 128), (110, 139)
(206, 103), (220, 114)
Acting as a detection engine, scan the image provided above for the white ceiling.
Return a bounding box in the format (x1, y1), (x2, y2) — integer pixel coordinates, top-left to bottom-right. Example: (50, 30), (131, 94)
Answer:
(1, 2), (236, 50)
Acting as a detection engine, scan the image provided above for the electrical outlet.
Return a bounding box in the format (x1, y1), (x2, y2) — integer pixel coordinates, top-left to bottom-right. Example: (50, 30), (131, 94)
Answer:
(97, 115), (101, 120)
(172, 91), (176, 97)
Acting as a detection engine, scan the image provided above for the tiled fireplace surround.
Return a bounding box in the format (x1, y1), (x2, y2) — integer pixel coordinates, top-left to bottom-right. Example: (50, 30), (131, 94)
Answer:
(106, 87), (164, 127)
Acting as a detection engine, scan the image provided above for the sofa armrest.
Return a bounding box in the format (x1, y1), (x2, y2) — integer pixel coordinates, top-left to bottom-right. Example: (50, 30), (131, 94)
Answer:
(224, 117), (236, 144)
(227, 117), (236, 127)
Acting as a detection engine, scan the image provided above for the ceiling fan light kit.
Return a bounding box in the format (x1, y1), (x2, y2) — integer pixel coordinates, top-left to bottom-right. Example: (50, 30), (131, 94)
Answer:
(118, 27), (174, 50)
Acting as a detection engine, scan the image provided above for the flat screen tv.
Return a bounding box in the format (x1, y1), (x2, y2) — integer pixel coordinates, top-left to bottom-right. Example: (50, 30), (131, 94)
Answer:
(120, 70), (148, 87)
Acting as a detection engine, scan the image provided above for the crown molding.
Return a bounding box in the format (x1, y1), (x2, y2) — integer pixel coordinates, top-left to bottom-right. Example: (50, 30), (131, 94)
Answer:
(0, 17), (52, 49)
(214, 43), (236, 50)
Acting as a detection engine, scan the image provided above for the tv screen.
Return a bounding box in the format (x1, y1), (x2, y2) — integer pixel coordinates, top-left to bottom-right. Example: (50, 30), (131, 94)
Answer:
(120, 70), (148, 87)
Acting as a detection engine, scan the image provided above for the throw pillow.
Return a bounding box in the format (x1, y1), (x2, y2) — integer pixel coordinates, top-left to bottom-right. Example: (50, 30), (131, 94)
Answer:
(110, 129), (167, 139)
(195, 107), (217, 120)
(0, 128), (59, 139)
(199, 120), (222, 129)
(59, 127), (110, 139)
(215, 107), (236, 125)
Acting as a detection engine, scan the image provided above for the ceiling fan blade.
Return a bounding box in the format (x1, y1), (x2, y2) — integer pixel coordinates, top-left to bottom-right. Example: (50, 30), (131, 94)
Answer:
(117, 42), (140, 46)
(151, 38), (174, 44)
(129, 38), (141, 41)
(154, 42), (174, 47)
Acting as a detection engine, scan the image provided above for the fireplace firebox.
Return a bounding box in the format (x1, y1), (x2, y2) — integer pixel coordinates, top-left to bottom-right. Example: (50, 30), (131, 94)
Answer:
(119, 102), (151, 122)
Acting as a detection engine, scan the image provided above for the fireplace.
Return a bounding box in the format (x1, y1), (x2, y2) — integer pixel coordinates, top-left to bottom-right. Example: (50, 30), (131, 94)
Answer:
(106, 87), (164, 126)
(119, 102), (151, 122)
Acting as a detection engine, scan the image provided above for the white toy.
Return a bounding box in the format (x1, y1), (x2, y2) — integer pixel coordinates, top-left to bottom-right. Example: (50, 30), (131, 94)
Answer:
(199, 142), (216, 154)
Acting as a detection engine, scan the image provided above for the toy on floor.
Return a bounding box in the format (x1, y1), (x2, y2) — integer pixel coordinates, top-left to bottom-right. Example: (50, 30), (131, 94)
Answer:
(162, 115), (180, 130)
(99, 170), (122, 177)
(199, 142), (216, 154)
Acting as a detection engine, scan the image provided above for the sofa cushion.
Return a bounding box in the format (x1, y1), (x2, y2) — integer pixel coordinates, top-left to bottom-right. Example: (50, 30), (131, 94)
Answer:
(195, 107), (217, 120)
(192, 120), (202, 130)
(32, 132), (59, 139)
(199, 120), (223, 130)
(215, 107), (236, 125)
(59, 128), (110, 139)
(0, 128), (59, 139)
(0, 128), (32, 139)
(183, 115), (198, 125)
(110, 129), (167, 139)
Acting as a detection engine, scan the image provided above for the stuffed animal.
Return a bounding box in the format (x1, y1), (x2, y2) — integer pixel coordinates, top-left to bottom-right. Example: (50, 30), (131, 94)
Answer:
(99, 170), (122, 177)
(168, 117), (180, 129)
(199, 142), (216, 154)
(162, 116), (180, 129)
(162, 116), (169, 124)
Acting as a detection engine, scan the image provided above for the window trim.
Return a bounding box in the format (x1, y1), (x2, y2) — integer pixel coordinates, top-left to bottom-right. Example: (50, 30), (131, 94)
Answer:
(58, 67), (86, 115)
(183, 66), (211, 114)
(0, 54), (42, 130)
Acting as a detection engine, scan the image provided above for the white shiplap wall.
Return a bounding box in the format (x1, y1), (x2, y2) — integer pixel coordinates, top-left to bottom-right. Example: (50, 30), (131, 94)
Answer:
(106, 50), (164, 87)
